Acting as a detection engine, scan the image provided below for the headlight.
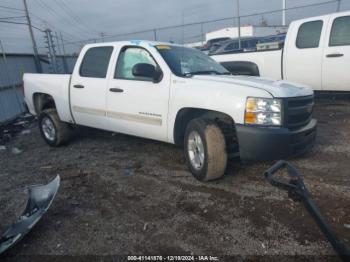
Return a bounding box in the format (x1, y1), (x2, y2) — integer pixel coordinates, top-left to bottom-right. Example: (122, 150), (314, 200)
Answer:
(245, 97), (282, 126)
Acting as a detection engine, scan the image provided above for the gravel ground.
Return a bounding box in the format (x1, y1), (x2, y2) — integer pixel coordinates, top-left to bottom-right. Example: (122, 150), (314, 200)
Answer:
(0, 98), (349, 261)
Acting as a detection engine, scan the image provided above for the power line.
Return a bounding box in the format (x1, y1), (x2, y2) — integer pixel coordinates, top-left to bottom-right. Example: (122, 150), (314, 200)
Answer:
(0, 36), (31, 40)
(0, 5), (24, 12)
(1, 0), (341, 51)
(0, 6), (25, 15)
(0, 20), (28, 26)
(0, 19), (44, 31)
(32, 0), (95, 38)
(23, 0), (43, 72)
(53, 0), (100, 34)
(30, 14), (82, 42)
(0, 6), (82, 50)
(7, 1), (88, 43)
(61, 0), (339, 46)
(236, 0), (338, 19)
(16, 2), (87, 43)
(29, 14), (82, 41)
(0, 16), (26, 20)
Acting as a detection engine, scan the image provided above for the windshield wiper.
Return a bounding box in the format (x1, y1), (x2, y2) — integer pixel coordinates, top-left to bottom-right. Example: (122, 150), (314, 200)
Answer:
(183, 70), (230, 77)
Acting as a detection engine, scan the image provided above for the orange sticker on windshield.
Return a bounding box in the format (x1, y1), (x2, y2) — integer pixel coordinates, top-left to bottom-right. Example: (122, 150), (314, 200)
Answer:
(155, 45), (171, 50)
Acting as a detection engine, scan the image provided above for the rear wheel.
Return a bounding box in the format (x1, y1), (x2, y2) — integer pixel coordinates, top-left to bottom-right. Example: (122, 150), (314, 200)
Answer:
(184, 118), (227, 181)
(38, 109), (73, 147)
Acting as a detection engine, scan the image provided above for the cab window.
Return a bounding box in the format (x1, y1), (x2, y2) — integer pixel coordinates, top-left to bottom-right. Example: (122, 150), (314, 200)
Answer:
(115, 47), (156, 81)
(80, 46), (113, 78)
(296, 20), (323, 49)
(329, 16), (350, 46)
(225, 41), (239, 51)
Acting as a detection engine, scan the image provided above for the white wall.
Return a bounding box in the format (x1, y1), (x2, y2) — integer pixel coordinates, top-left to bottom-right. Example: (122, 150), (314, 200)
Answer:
(206, 26), (253, 41)
(184, 42), (203, 48)
(253, 26), (288, 37)
(206, 26), (288, 41)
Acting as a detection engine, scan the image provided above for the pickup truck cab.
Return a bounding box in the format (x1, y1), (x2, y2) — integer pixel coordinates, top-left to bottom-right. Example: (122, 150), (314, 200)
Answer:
(24, 40), (317, 181)
(212, 11), (350, 92)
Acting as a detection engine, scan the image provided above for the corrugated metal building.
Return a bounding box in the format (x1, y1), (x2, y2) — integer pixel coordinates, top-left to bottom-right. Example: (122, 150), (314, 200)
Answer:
(0, 53), (77, 124)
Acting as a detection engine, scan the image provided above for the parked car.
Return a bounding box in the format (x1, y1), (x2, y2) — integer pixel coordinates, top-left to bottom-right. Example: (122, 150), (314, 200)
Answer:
(209, 37), (262, 55)
(24, 40), (317, 181)
(201, 37), (231, 53)
(212, 11), (350, 91)
(208, 40), (228, 54)
(258, 33), (286, 44)
(254, 34), (286, 50)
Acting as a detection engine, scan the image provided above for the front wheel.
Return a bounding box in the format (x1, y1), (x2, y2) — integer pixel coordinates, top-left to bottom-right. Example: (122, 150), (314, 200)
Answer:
(38, 109), (73, 147)
(184, 118), (228, 181)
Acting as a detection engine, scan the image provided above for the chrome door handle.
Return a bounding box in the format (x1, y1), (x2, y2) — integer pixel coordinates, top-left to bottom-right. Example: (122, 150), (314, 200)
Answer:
(326, 53), (344, 58)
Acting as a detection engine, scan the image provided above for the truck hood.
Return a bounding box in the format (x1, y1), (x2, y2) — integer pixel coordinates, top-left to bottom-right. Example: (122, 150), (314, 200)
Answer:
(192, 75), (313, 98)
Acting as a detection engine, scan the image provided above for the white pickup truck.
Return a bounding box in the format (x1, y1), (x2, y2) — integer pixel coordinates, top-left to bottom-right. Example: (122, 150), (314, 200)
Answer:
(24, 40), (317, 181)
(212, 11), (350, 92)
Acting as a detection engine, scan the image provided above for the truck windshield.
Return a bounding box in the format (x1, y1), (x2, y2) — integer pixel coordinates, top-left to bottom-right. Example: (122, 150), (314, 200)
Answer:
(155, 45), (230, 77)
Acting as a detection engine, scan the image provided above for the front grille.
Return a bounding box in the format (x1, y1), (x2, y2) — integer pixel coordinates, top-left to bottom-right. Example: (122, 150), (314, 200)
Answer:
(283, 96), (314, 130)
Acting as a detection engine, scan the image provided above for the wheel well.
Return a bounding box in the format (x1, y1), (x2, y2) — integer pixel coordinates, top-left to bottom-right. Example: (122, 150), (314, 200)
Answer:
(174, 108), (239, 157)
(33, 93), (56, 115)
(220, 61), (260, 76)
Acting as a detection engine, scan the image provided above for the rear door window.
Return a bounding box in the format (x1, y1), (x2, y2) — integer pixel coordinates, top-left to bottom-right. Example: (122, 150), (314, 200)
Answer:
(80, 46), (113, 78)
(296, 20), (323, 49)
(329, 16), (350, 46)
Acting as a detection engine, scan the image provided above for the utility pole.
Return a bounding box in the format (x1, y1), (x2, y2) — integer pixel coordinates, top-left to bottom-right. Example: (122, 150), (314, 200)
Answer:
(99, 32), (105, 42)
(181, 11), (185, 45)
(55, 31), (64, 74)
(44, 29), (58, 73)
(153, 29), (157, 41)
(236, 0), (241, 50)
(200, 22), (204, 45)
(0, 40), (24, 111)
(23, 0), (42, 73)
(55, 31), (62, 56)
(282, 0), (287, 26)
(60, 32), (69, 73)
(337, 0), (341, 12)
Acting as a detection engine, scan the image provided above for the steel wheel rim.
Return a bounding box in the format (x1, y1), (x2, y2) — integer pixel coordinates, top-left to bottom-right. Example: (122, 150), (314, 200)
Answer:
(188, 131), (205, 170)
(42, 117), (56, 141)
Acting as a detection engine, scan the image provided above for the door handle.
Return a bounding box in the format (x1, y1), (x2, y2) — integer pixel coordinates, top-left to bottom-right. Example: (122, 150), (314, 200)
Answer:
(109, 87), (124, 93)
(73, 84), (85, 88)
(326, 53), (344, 58)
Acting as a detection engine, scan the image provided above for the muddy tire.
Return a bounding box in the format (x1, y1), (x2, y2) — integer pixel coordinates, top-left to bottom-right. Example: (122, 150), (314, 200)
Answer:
(184, 118), (227, 181)
(38, 109), (73, 147)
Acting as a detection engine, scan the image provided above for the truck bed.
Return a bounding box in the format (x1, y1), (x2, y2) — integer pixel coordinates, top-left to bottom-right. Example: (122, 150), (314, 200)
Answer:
(23, 73), (73, 123)
(212, 49), (283, 80)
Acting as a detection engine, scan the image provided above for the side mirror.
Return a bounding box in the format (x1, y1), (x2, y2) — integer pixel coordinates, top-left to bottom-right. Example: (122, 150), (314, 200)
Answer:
(132, 63), (162, 82)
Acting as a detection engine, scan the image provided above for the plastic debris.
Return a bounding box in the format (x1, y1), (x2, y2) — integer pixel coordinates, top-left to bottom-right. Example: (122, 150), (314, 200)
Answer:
(39, 166), (53, 170)
(21, 130), (31, 135)
(22, 113), (33, 119)
(0, 176), (60, 254)
(264, 161), (350, 261)
(123, 169), (133, 177)
(11, 147), (23, 155)
(13, 120), (29, 126)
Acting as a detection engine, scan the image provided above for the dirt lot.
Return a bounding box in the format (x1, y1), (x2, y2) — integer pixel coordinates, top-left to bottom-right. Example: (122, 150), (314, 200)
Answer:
(0, 98), (349, 261)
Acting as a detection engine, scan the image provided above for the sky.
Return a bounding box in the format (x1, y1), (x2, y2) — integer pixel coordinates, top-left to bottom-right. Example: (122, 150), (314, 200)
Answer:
(0, 0), (349, 54)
